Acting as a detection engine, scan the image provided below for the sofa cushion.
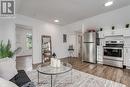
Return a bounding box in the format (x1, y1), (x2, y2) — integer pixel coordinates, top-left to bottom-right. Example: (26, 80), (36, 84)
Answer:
(10, 70), (31, 87)
(0, 58), (18, 80)
(0, 77), (18, 87)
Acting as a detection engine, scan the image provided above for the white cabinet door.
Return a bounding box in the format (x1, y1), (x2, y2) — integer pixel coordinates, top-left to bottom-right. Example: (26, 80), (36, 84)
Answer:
(124, 48), (130, 66)
(112, 29), (123, 36)
(97, 46), (103, 63)
(104, 29), (123, 36)
(103, 29), (123, 37)
(124, 37), (130, 47)
(100, 39), (105, 46)
(123, 28), (130, 37)
(104, 30), (111, 36)
(98, 31), (104, 38)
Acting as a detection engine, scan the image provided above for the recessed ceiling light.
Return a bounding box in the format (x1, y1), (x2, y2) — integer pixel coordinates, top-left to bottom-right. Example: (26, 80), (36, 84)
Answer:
(104, 1), (113, 7)
(54, 20), (60, 23)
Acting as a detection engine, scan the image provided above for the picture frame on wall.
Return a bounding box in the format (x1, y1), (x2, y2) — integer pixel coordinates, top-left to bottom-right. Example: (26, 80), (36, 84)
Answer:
(63, 34), (67, 43)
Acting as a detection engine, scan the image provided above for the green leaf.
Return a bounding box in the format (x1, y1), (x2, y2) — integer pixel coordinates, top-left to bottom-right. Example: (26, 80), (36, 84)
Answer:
(0, 40), (14, 59)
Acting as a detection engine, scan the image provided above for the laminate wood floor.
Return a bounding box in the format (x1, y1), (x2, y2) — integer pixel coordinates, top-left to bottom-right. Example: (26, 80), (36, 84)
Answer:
(61, 58), (130, 87)
(16, 57), (130, 87)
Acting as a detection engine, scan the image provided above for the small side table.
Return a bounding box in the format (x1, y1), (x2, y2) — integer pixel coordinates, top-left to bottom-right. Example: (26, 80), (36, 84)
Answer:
(37, 62), (72, 87)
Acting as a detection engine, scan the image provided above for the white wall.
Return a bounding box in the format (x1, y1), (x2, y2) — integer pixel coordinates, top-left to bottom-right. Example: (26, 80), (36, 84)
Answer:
(62, 5), (130, 57)
(15, 14), (70, 64)
(1, 5), (130, 63)
(63, 5), (130, 32)
(15, 14), (72, 64)
(0, 19), (16, 51)
(59, 29), (80, 57)
(0, 14), (69, 64)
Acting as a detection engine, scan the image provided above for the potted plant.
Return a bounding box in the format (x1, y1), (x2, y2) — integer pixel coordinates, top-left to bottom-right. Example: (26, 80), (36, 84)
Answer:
(0, 40), (22, 81)
(0, 40), (21, 59)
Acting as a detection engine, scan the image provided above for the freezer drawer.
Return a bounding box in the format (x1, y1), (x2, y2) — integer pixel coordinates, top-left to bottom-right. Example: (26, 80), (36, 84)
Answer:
(84, 43), (96, 63)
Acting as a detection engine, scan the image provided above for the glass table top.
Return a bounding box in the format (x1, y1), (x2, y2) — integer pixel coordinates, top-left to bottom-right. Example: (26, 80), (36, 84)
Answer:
(37, 62), (72, 75)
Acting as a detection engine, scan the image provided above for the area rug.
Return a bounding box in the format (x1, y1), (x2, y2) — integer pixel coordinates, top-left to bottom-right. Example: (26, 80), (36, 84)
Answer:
(26, 69), (126, 87)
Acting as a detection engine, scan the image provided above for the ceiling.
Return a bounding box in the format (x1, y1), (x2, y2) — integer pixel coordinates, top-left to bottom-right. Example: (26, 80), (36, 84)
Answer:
(16, 0), (130, 26)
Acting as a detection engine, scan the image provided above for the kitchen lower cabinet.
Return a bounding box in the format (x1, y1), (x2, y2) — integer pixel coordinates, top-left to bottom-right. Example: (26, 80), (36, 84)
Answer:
(123, 28), (130, 37)
(124, 37), (130, 47)
(124, 47), (130, 67)
(97, 46), (103, 64)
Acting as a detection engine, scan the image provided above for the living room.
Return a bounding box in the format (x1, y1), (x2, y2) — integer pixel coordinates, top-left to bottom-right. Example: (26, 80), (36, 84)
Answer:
(0, 0), (130, 87)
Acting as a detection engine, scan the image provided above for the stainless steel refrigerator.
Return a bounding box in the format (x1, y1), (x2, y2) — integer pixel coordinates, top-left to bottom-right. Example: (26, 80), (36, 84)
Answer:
(83, 30), (97, 63)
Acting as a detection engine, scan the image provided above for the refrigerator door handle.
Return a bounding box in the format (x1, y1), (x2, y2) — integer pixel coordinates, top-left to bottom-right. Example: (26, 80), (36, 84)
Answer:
(84, 42), (94, 43)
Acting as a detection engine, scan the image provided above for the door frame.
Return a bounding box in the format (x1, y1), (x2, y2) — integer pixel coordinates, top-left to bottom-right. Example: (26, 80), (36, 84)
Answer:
(15, 24), (33, 63)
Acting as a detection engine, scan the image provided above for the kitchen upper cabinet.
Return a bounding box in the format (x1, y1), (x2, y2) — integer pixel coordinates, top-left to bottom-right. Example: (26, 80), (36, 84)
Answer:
(104, 30), (111, 36)
(123, 28), (130, 37)
(97, 46), (103, 64)
(112, 29), (123, 36)
(98, 28), (130, 38)
(104, 29), (123, 37)
(124, 47), (130, 66)
(98, 31), (104, 38)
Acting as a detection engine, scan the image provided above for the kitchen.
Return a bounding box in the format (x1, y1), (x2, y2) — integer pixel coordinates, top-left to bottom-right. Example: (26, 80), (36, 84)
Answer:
(1, 0), (130, 87)
(82, 24), (130, 69)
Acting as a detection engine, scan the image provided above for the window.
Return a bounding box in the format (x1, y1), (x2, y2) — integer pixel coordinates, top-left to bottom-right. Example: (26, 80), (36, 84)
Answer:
(26, 33), (32, 49)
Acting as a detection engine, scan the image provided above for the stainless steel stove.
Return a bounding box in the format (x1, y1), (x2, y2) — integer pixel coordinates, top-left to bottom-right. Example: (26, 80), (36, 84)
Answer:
(103, 40), (124, 68)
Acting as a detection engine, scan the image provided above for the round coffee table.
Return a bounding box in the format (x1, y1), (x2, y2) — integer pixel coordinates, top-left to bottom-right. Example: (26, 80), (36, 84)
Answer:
(37, 62), (72, 87)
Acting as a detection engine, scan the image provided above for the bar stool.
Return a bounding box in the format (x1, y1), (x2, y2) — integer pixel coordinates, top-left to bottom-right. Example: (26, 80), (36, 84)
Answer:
(68, 45), (74, 63)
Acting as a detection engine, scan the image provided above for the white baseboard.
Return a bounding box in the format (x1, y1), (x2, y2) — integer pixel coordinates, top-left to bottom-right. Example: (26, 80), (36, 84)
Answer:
(97, 61), (103, 64)
(126, 66), (130, 69)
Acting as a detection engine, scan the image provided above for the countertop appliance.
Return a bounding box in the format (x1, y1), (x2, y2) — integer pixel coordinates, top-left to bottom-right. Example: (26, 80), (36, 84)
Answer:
(83, 30), (97, 63)
(103, 40), (124, 68)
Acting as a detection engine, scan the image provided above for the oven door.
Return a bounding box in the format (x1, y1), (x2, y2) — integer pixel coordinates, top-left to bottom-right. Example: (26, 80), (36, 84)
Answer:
(103, 47), (123, 61)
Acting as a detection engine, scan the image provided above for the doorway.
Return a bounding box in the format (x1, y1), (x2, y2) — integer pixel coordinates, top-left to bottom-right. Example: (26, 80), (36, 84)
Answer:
(15, 24), (33, 71)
